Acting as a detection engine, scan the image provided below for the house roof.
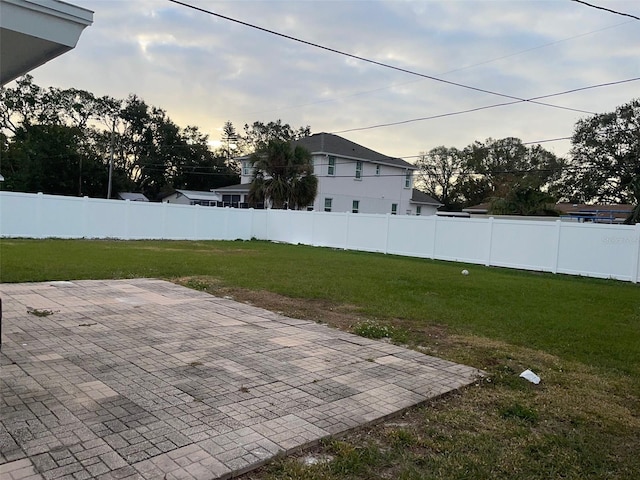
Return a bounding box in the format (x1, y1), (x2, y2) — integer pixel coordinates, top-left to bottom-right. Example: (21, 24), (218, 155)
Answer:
(410, 189), (442, 206)
(294, 133), (416, 170)
(212, 183), (251, 193)
(463, 202), (633, 219)
(462, 202), (490, 214)
(118, 192), (149, 202)
(555, 203), (632, 214)
(556, 203), (632, 221)
(160, 189), (219, 201)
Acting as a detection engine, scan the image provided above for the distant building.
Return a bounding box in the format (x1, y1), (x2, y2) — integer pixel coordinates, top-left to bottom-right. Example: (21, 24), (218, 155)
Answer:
(238, 132), (440, 215)
(159, 189), (220, 206)
(117, 192), (149, 202)
(461, 202), (633, 223)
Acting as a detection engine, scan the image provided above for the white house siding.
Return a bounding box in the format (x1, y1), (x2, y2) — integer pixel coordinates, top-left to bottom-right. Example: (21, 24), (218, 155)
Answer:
(240, 155), (415, 215)
(409, 203), (439, 216)
(313, 155), (413, 214)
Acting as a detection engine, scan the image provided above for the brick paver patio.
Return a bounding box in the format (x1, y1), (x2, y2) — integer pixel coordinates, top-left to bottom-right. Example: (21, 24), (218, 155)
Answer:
(0, 279), (481, 479)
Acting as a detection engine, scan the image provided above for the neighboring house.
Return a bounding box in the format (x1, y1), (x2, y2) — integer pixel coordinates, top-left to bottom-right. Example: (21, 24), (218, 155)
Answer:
(462, 202), (633, 223)
(556, 203), (633, 223)
(1, 0), (93, 85)
(210, 183), (253, 208)
(160, 189), (220, 206)
(461, 202), (491, 215)
(238, 132), (432, 215)
(410, 189), (442, 216)
(117, 192), (149, 202)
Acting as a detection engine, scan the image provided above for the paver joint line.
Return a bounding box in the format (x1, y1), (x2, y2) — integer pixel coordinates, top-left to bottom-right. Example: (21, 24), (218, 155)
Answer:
(0, 279), (481, 479)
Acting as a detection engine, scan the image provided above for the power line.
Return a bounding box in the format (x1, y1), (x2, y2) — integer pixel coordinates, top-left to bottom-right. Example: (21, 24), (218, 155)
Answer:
(332, 76), (640, 134)
(245, 19), (632, 116)
(522, 137), (572, 145)
(570, 0), (640, 21)
(167, 0), (593, 116)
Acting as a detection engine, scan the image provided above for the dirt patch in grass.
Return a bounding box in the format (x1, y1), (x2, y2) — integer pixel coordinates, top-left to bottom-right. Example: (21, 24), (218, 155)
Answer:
(173, 277), (640, 480)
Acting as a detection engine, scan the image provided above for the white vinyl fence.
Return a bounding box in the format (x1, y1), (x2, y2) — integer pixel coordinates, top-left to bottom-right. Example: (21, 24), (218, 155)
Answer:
(2, 191), (639, 283)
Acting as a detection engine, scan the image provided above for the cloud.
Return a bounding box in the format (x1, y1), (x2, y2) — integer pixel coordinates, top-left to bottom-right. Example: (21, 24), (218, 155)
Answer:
(22, 0), (640, 160)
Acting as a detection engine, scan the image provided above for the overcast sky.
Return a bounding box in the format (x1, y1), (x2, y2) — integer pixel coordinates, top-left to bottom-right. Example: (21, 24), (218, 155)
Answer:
(26, 0), (640, 161)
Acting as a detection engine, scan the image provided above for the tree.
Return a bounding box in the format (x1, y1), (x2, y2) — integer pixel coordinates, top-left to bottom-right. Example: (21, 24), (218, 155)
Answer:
(1, 124), (115, 197)
(558, 99), (639, 223)
(220, 121), (238, 161)
(241, 120), (311, 153)
(248, 140), (317, 209)
(171, 125), (239, 192)
(458, 137), (564, 214)
(415, 146), (465, 209)
(0, 77), (240, 199)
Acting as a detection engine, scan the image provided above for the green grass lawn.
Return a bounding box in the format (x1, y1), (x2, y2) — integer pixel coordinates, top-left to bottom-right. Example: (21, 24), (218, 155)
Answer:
(2, 238), (638, 377)
(2, 238), (639, 479)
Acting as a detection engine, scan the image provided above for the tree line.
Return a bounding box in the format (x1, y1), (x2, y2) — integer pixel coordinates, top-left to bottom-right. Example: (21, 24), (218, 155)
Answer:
(0, 76), (312, 200)
(415, 99), (640, 222)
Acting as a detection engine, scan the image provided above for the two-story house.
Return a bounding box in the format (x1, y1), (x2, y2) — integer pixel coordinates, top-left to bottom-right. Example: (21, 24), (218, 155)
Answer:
(219, 132), (441, 215)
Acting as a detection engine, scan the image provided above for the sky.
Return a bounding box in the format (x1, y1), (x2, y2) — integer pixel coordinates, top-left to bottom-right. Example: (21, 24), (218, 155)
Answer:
(23, 0), (640, 162)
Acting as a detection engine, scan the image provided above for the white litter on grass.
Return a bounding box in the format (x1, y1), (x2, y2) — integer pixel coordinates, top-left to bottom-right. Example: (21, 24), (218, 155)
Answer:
(519, 369), (541, 384)
(461, 269), (469, 275)
(300, 454), (334, 466)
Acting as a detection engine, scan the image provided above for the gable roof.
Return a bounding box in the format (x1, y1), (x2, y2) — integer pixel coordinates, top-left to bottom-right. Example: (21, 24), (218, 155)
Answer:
(410, 189), (442, 206)
(294, 133), (416, 170)
(117, 192), (149, 202)
(160, 189), (219, 201)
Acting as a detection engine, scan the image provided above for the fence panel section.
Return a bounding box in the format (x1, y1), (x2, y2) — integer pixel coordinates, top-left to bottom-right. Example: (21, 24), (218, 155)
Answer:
(1, 192), (638, 283)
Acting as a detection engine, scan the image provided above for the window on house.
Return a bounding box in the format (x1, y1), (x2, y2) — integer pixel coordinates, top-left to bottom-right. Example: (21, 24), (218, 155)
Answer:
(391, 203), (398, 215)
(352, 200), (360, 213)
(222, 194), (241, 207)
(375, 164), (381, 176)
(328, 156), (336, 176)
(404, 170), (412, 188)
(416, 205), (422, 216)
(355, 161), (363, 179)
(324, 198), (333, 212)
(306, 203), (314, 211)
(242, 162), (252, 176)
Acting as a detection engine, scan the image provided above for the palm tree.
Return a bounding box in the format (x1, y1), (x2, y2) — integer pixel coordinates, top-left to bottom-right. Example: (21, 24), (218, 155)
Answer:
(248, 140), (318, 209)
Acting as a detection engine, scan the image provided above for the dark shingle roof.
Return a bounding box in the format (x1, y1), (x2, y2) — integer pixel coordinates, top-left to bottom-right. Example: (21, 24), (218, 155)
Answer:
(294, 133), (415, 169)
(411, 189), (442, 206)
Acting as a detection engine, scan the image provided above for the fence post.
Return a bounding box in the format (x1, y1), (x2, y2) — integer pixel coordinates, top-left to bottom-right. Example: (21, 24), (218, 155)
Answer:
(124, 199), (131, 240)
(431, 215), (438, 260)
(82, 196), (89, 238)
(344, 211), (350, 250)
(162, 201), (168, 239)
(36, 192), (44, 238)
(485, 217), (494, 267)
(553, 220), (562, 274)
(384, 214), (391, 254)
(193, 204), (199, 240)
(632, 223), (640, 284)
(311, 210), (317, 246)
